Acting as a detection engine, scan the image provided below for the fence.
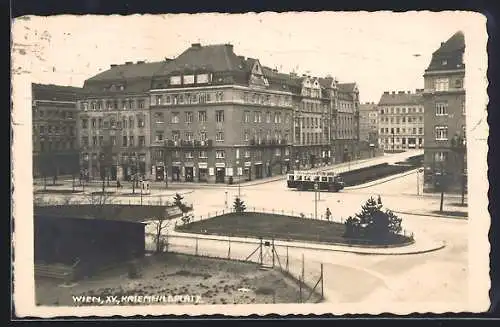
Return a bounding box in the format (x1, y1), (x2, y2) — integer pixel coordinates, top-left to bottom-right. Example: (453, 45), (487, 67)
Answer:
(145, 232), (324, 303)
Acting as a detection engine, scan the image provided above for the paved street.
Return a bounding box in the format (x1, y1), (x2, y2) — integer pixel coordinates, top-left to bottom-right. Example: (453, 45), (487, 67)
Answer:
(34, 149), (469, 310)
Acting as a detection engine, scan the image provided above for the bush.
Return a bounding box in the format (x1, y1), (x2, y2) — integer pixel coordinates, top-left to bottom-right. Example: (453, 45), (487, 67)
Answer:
(233, 197), (246, 213)
(344, 196), (404, 241)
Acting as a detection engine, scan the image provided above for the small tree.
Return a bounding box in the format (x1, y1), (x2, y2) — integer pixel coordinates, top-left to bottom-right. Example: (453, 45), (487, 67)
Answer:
(173, 193), (184, 209)
(84, 191), (116, 218)
(354, 196), (383, 225)
(233, 197), (246, 213)
(344, 216), (360, 237)
(151, 217), (171, 254)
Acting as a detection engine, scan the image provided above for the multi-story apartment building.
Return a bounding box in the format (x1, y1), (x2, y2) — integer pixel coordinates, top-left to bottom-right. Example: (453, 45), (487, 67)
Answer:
(77, 42), (361, 183)
(358, 102), (379, 146)
(422, 31), (466, 192)
(77, 61), (155, 181)
(147, 43), (293, 183)
(32, 83), (81, 179)
(333, 83), (360, 162)
(377, 90), (425, 152)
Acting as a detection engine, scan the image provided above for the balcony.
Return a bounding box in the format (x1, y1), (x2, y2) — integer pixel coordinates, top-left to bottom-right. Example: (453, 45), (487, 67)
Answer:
(164, 139), (213, 148)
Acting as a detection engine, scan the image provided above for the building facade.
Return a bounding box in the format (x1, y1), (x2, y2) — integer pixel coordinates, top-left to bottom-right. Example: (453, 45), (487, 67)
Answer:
(334, 83), (360, 162)
(422, 31), (466, 192)
(377, 90), (425, 152)
(32, 83), (81, 179)
(77, 43), (361, 183)
(358, 102), (379, 148)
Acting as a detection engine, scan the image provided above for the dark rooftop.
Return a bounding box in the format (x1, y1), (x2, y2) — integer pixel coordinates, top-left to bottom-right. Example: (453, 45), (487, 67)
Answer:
(425, 31), (465, 72)
(32, 83), (83, 102)
(378, 91), (423, 106)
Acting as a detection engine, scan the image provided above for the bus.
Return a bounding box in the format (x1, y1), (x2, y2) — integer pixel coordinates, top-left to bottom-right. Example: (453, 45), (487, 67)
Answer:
(286, 171), (345, 192)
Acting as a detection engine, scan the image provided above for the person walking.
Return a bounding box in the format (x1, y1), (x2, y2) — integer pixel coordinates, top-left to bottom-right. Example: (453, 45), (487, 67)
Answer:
(325, 207), (331, 221)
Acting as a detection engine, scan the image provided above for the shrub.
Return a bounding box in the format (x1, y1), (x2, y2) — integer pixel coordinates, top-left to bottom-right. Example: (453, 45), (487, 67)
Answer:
(233, 197), (246, 213)
(344, 196), (404, 241)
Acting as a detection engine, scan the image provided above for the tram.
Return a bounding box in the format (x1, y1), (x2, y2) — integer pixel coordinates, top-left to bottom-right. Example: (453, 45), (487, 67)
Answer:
(286, 170), (345, 192)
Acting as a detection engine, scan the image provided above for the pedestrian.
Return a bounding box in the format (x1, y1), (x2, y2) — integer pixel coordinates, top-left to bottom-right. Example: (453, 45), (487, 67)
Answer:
(117, 180), (122, 188)
(325, 207), (331, 221)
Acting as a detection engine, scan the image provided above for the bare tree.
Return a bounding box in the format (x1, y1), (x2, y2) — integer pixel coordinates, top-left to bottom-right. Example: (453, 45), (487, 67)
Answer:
(83, 191), (116, 218)
(151, 216), (172, 254)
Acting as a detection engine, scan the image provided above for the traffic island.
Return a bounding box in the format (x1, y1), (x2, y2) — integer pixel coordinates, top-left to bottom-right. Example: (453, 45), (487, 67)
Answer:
(176, 212), (412, 248)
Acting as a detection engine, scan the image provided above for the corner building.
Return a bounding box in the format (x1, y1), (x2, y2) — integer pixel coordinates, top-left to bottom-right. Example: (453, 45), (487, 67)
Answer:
(148, 44), (293, 183)
(422, 31), (466, 192)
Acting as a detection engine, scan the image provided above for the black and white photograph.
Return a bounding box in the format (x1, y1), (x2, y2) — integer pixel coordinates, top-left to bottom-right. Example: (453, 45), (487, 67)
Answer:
(11, 11), (489, 317)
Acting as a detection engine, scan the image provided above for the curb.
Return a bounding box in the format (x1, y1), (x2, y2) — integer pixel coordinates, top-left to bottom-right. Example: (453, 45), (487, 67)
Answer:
(165, 230), (445, 256)
(393, 210), (468, 220)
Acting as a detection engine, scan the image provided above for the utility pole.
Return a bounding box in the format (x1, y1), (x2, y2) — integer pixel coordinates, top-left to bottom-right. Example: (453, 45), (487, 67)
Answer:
(314, 182), (318, 220)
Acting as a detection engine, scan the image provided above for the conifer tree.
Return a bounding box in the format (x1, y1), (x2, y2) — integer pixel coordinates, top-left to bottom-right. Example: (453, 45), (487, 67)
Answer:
(233, 197), (246, 213)
(355, 197), (383, 225)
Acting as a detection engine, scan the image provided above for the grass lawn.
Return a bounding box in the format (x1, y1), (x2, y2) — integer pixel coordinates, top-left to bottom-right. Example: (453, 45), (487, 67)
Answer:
(176, 212), (410, 246)
(35, 253), (319, 305)
(35, 189), (84, 194)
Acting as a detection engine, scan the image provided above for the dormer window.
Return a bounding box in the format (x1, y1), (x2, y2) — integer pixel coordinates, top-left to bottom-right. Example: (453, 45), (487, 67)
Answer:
(170, 76), (181, 85)
(119, 85), (125, 91)
(442, 59), (447, 66)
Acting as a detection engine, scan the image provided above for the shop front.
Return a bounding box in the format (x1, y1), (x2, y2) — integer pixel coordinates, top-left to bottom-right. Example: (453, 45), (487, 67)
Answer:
(198, 162), (208, 182)
(171, 162), (181, 182)
(215, 163), (226, 183)
(184, 163), (194, 182)
(244, 162), (252, 181)
(254, 162), (263, 179)
(155, 164), (165, 181)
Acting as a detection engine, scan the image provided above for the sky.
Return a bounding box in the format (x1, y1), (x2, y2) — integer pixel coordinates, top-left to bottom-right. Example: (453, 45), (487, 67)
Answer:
(12, 11), (480, 103)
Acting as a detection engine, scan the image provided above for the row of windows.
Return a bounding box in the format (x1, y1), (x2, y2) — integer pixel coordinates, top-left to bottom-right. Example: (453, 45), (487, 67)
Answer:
(435, 101), (466, 115)
(81, 99), (146, 111)
(81, 116), (146, 129)
(381, 137), (423, 145)
(434, 77), (464, 92)
(380, 127), (423, 135)
(242, 111), (290, 124)
(155, 148), (291, 160)
(299, 132), (327, 145)
(380, 107), (423, 114)
(36, 109), (75, 119)
(434, 125), (466, 141)
(81, 135), (146, 147)
(380, 116), (424, 124)
(36, 125), (76, 136)
(38, 139), (76, 152)
(300, 101), (327, 113)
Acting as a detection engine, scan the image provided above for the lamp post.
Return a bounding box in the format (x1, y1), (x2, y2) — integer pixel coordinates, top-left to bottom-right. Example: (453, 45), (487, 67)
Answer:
(417, 167), (423, 196)
(314, 182), (319, 220)
(391, 128), (395, 153)
(236, 160), (241, 198)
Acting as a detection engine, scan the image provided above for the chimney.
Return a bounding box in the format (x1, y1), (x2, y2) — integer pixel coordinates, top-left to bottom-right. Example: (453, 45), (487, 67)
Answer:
(391, 91), (396, 95)
(164, 57), (173, 62)
(191, 43), (202, 49)
(238, 55), (246, 61)
(125, 61), (133, 65)
(383, 91), (389, 95)
(110, 64), (117, 68)
(225, 43), (234, 51)
(398, 91), (404, 94)
(137, 60), (145, 64)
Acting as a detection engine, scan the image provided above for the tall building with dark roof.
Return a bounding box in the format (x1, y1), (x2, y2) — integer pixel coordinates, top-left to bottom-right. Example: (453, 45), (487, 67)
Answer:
(358, 102), (379, 146)
(32, 83), (82, 179)
(422, 31), (466, 193)
(77, 43), (361, 183)
(377, 90), (425, 152)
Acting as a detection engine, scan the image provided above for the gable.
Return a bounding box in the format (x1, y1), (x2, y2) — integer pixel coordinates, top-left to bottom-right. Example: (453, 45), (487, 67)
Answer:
(252, 61), (263, 75)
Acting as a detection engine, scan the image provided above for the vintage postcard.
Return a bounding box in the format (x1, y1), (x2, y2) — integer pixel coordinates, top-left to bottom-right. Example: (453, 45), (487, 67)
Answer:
(11, 11), (490, 317)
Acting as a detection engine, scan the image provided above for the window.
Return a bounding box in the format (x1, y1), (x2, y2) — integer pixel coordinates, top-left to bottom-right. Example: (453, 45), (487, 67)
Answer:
(155, 132), (164, 142)
(216, 131), (224, 142)
(198, 111), (207, 122)
(98, 136), (104, 146)
(138, 100), (145, 109)
(110, 136), (117, 146)
(380, 128), (384, 134)
(215, 150), (225, 159)
(129, 136), (134, 146)
(396, 128), (400, 134)
(81, 137), (89, 146)
(185, 112), (193, 123)
(172, 131), (180, 141)
(91, 119), (96, 128)
(435, 102), (448, 116)
(183, 75), (195, 85)
(185, 151), (194, 159)
(215, 110), (224, 123)
(275, 148), (281, 156)
(244, 150), (251, 158)
(170, 76), (181, 85)
(402, 117), (406, 123)
(155, 95), (162, 105)
(122, 136), (128, 147)
(244, 111), (251, 123)
(244, 131), (249, 141)
(138, 136), (145, 146)
(154, 112), (164, 124)
(412, 128), (417, 134)
(182, 132), (192, 141)
(128, 117), (134, 128)
(435, 126), (448, 140)
(199, 150), (208, 158)
(171, 112), (180, 124)
(138, 117), (145, 128)
(418, 127), (423, 134)
(200, 131), (207, 141)
(435, 151), (448, 162)
(462, 100), (466, 115)
(435, 78), (449, 92)
(197, 73), (210, 84)
(419, 116), (423, 122)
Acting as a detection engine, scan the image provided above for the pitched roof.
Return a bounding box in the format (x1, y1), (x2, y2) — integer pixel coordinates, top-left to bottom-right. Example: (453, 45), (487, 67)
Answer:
(378, 92), (423, 106)
(318, 77), (334, 89)
(86, 61), (167, 82)
(337, 83), (357, 93)
(426, 31), (465, 72)
(359, 103), (378, 111)
(32, 83), (83, 102)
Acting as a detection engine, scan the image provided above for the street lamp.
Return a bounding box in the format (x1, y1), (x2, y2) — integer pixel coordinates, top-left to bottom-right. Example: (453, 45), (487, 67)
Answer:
(417, 168), (423, 195)
(236, 160), (241, 198)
